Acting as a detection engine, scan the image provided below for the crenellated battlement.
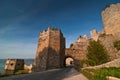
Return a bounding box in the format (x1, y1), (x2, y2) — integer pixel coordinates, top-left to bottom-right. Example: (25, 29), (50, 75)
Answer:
(90, 29), (99, 41)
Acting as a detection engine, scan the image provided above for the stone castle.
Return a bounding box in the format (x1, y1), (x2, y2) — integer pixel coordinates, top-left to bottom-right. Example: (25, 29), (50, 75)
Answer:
(4, 3), (120, 73)
(32, 3), (120, 71)
(90, 3), (120, 59)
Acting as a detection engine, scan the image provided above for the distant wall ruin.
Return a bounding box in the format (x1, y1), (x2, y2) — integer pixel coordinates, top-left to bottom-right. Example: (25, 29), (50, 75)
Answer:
(4, 59), (24, 75)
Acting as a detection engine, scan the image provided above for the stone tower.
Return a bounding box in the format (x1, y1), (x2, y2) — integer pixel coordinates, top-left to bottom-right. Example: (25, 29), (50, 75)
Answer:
(90, 29), (99, 41)
(33, 27), (65, 72)
(102, 3), (120, 39)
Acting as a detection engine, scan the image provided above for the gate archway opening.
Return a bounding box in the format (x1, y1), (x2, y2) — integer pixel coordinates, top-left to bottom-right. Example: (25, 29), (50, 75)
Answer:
(65, 57), (74, 67)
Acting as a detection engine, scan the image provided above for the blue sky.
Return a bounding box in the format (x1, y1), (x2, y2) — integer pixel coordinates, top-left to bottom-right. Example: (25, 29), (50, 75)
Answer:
(0, 0), (120, 59)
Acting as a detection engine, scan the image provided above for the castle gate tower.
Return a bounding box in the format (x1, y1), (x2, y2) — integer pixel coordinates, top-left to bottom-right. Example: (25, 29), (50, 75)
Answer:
(102, 3), (120, 39)
(33, 27), (65, 72)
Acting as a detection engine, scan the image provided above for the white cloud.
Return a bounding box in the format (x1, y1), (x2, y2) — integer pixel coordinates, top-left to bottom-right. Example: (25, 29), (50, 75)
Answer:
(0, 26), (17, 34)
(0, 41), (37, 59)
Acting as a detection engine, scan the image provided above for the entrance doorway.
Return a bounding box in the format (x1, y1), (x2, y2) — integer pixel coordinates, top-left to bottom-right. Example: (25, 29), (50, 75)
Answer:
(65, 57), (74, 67)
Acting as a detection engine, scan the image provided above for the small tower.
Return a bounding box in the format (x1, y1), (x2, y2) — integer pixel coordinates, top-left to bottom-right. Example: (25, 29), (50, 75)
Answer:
(33, 27), (65, 72)
(4, 59), (24, 75)
(90, 29), (99, 41)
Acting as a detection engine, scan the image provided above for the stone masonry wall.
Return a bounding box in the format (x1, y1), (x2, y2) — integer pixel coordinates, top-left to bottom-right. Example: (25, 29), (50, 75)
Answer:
(47, 28), (65, 69)
(33, 27), (65, 72)
(33, 29), (49, 71)
(102, 3), (120, 39)
(65, 49), (87, 69)
(4, 59), (24, 75)
(67, 35), (89, 68)
(90, 29), (99, 41)
(98, 35), (118, 60)
(71, 35), (89, 50)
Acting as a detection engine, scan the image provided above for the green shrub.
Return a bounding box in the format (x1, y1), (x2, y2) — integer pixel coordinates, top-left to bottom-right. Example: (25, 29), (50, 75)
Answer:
(114, 40), (120, 50)
(87, 40), (109, 66)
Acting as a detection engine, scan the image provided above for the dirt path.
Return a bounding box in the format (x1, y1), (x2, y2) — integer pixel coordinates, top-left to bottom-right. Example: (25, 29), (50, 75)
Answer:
(1, 67), (88, 80)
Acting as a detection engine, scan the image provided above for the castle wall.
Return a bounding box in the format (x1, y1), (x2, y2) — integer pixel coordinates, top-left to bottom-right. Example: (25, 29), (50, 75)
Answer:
(90, 29), (99, 41)
(102, 3), (120, 39)
(65, 49), (87, 69)
(98, 35), (118, 60)
(71, 36), (89, 50)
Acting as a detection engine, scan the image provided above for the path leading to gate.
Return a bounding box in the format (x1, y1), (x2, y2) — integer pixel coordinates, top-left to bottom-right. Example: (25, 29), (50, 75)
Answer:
(1, 67), (88, 80)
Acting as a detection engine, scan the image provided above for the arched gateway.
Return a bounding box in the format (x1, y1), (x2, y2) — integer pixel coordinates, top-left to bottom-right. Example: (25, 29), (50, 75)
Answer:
(65, 49), (87, 69)
(32, 27), (87, 72)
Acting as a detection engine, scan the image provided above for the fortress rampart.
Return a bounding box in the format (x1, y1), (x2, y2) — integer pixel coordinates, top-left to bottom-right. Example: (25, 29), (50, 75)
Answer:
(102, 3), (120, 39)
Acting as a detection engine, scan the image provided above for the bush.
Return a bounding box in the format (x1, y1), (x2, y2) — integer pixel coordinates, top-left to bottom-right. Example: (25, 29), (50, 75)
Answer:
(87, 40), (109, 66)
(114, 40), (120, 50)
(0, 73), (10, 77)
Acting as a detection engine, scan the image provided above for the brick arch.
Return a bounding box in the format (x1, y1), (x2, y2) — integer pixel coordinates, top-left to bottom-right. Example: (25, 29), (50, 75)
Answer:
(64, 56), (74, 67)
(65, 48), (87, 69)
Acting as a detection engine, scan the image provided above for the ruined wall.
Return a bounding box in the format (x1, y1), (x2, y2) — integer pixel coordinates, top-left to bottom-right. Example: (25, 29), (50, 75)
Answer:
(98, 35), (118, 60)
(102, 3), (120, 40)
(4, 59), (24, 74)
(65, 35), (89, 69)
(90, 29), (99, 41)
(65, 49), (87, 69)
(33, 27), (65, 72)
(65, 49), (87, 60)
(71, 35), (89, 50)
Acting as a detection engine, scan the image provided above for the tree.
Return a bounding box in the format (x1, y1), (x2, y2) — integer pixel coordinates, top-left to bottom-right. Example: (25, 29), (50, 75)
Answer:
(87, 40), (109, 66)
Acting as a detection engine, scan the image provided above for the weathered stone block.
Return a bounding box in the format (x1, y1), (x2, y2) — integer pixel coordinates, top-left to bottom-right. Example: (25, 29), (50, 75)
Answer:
(4, 59), (24, 75)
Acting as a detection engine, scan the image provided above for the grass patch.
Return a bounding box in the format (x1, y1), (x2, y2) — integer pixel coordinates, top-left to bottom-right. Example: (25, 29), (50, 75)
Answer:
(81, 67), (120, 80)
(0, 72), (10, 77)
(0, 69), (29, 77)
(15, 69), (29, 75)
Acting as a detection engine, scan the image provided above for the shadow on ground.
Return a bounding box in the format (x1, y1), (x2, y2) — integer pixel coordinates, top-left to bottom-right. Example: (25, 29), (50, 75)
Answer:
(1, 67), (88, 80)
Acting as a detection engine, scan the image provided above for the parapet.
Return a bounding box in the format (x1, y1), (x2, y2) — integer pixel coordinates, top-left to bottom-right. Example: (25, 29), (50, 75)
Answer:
(90, 29), (99, 41)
